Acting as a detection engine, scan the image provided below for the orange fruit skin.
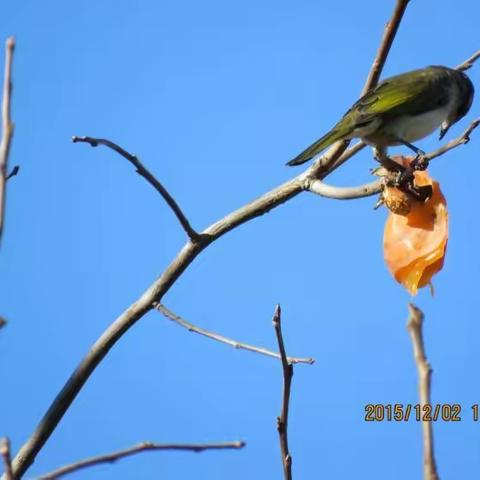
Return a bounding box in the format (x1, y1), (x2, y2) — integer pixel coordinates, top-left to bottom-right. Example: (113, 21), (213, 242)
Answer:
(383, 170), (448, 296)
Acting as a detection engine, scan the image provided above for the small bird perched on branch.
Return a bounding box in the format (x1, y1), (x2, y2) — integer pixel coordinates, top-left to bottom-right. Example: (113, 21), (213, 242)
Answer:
(287, 66), (474, 170)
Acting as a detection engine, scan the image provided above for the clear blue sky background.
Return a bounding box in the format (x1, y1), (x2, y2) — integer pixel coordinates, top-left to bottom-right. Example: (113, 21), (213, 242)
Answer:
(1, 1), (479, 479)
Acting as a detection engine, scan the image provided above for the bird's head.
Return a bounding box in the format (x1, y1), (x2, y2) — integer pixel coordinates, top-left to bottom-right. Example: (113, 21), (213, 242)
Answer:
(440, 69), (475, 140)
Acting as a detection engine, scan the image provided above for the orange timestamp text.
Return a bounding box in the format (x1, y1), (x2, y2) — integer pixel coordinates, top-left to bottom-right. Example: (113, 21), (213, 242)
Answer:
(364, 404), (480, 422)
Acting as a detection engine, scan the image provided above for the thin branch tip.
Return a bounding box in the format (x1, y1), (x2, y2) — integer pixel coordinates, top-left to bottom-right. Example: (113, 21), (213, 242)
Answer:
(407, 303), (424, 321)
(6, 37), (15, 50)
(72, 135), (198, 239)
(72, 135), (98, 147)
(37, 441), (245, 479)
(0, 33), (16, 246)
(0, 437), (13, 480)
(456, 49), (480, 72)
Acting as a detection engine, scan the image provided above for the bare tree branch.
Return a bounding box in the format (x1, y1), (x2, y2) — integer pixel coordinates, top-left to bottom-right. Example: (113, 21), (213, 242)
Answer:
(361, 0), (410, 95)
(307, 118), (480, 201)
(455, 49), (480, 72)
(156, 302), (314, 365)
(9, 2), (414, 477)
(308, 178), (383, 200)
(273, 305), (293, 480)
(406, 304), (439, 480)
(72, 136), (200, 241)
(37, 441), (245, 480)
(0, 438), (13, 480)
(0, 37), (15, 247)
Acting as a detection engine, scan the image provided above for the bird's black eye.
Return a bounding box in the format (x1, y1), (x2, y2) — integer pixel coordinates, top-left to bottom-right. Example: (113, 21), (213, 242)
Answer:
(355, 119), (374, 128)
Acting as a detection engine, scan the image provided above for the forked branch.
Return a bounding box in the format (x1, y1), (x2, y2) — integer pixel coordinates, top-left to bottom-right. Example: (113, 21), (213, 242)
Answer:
(156, 303), (314, 364)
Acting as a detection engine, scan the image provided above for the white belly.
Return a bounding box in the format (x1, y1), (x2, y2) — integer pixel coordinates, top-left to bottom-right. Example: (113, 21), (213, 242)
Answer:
(384, 107), (449, 142)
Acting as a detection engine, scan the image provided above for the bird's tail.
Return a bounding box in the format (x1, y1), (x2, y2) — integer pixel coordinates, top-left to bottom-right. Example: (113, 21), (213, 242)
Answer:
(286, 126), (349, 166)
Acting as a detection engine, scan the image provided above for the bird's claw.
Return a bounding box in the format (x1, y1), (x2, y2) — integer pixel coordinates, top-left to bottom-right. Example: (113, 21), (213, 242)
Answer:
(409, 151), (429, 171)
(387, 168), (432, 203)
(393, 168), (414, 187)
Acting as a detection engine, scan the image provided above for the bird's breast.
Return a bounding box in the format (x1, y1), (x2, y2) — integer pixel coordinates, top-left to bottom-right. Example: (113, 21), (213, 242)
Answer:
(382, 106), (450, 143)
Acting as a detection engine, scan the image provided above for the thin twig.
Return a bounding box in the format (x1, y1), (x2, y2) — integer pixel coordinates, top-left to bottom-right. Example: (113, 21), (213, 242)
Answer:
(9, 2), (412, 476)
(0, 37), (15, 247)
(406, 304), (439, 480)
(273, 305), (293, 480)
(37, 441), (245, 480)
(455, 49), (480, 72)
(156, 303), (314, 365)
(0, 438), (13, 480)
(425, 119), (480, 161)
(72, 136), (199, 241)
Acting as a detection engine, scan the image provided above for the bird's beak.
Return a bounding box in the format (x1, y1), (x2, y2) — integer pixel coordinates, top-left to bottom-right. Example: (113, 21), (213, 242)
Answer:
(439, 121), (450, 141)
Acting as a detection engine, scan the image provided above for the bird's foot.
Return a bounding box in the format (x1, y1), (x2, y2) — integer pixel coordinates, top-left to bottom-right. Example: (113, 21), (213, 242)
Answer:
(388, 167), (432, 202)
(409, 151), (429, 171)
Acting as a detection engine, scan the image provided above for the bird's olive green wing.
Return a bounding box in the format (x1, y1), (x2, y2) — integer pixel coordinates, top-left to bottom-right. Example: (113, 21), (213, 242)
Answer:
(350, 66), (449, 120)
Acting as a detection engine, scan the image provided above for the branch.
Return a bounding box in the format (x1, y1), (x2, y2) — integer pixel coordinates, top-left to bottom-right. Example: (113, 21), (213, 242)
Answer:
(9, 2), (412, 476)
(72, 136), (199, 241)
(0, 316), (6, 330)
(156, 303), (314, 365)
(425, 119), (480, 161)
(273, 305), (293, 480)
(307, 118), (480, 201)
(37, 441), (245, 480)
(308, 178), (383, 200)
(406, 304), (439, 480)
(0, 37), (15, 247)
(0, 438), (13, 480)
(329, 141), (367, 172)
(455, 49), (480, 72)
(361, 0), (410, 95)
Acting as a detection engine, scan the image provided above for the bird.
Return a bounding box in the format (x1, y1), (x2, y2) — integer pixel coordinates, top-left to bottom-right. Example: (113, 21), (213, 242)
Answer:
(287, 66), (474, 168)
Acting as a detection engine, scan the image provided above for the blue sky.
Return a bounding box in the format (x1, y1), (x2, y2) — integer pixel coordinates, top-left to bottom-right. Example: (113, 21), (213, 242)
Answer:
(1, 1), (479, 478)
